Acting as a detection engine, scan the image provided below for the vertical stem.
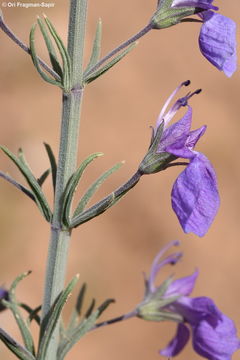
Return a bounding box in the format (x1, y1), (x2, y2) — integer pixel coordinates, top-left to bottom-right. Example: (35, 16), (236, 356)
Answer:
(68, 0), (88, 86)
(40, 0), (88, 359)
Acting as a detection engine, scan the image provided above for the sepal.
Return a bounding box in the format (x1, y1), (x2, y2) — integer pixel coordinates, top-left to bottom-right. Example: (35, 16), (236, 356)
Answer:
(137, 277), (183, 322)
(139, 122), (176, 174)
(150, 0), (200, 29)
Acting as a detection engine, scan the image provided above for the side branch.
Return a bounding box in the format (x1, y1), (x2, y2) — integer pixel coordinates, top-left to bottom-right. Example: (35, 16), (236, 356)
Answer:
(0, 16), (60, 81)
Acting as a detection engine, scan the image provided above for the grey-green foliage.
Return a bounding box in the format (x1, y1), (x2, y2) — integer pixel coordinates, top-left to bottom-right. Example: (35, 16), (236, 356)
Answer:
(29, 16), (72, 92)
(3, 272), (35, 355)
(0, 146), (52, 222)
(37, 276), (79, 360)
(57, 283), (115, 360)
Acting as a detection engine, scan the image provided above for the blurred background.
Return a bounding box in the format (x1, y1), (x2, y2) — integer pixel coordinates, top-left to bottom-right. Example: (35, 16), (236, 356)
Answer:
(0, 1), (239, 359)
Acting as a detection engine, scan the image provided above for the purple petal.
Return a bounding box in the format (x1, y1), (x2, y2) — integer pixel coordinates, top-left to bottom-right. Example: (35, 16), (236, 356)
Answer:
(166, 125), (206, 159)
(173, 296), (222, 325)
(165, 270), (198, 297)
(172, 0), (218, 10)
(160, 323), (190, 356)
(199, 12), (237, 77)
(0, 288), (8, 299)
(158, 107), (192, 152)
(186, 126), (206, 150)
(171, 153), (220, 237)
(0, 287), (9, 312)
(193, 314), (240, 360)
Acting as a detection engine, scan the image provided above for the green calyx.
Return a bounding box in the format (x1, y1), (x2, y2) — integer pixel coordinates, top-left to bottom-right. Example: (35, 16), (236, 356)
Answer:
(138, 122), (176, 174)
(150, 0), (198, 29)
(137, 277), (183, 323)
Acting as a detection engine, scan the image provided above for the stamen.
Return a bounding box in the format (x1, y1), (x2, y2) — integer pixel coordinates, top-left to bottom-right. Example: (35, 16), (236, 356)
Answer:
(156, 81), (191, 128)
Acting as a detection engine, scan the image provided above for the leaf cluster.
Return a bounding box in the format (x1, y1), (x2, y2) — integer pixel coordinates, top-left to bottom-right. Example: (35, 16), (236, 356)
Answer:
(0, 273), (114, 360)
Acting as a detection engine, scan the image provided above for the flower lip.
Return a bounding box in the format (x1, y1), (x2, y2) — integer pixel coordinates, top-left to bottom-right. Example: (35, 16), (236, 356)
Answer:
(198, 11), (237, 77)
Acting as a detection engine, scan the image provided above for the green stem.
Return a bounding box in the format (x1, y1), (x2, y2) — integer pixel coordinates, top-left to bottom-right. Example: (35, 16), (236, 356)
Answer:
(40, 0), (88, 359)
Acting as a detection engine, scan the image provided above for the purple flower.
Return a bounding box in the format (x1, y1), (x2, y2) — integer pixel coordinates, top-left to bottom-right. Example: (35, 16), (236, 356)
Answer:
(0, 287), (8, 312)
(139, 81), (220, 237)
(172, 1), (237, 76)
(137, 241), (240, 359)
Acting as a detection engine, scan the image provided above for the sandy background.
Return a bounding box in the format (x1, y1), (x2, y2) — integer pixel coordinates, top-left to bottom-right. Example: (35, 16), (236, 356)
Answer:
(0, 1), (240, 359)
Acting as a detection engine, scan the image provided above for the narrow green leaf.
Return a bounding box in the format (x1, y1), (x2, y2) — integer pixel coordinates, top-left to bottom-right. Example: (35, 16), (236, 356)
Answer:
(29, 23), (62, 88)
(62, 152), (103, 227)
(75, 283), (87, 316)
(0, 328), (36, 360)
(84, 42), (137, 84)
(57, 310), (99, 360)
(59, 319), (66, 343)
(0, 146), (52, 222)
(44, 16), (72, 92)
(66, 283), (87, 333)
(84, 19), (102, 73)
(0, 171), (35, 201)
(37, 275), (79, 360)
(73, 161), (123, 217)
(17, 148), (51, 220)
(71, 170), (141, 228)
(5, 271), (35, 355)
(70, 192), (115, 228)
(37, 169), (50, 187)
(97, 299), (115, 318)
(84, 298), (95, 318)
(44, 143), (57, 193)
(37, 17), (63, 77)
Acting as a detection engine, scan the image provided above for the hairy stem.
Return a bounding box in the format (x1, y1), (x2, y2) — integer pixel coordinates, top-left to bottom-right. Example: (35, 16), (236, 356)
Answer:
(40, 0), (88, 359)
(94, 310), (137, 330)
